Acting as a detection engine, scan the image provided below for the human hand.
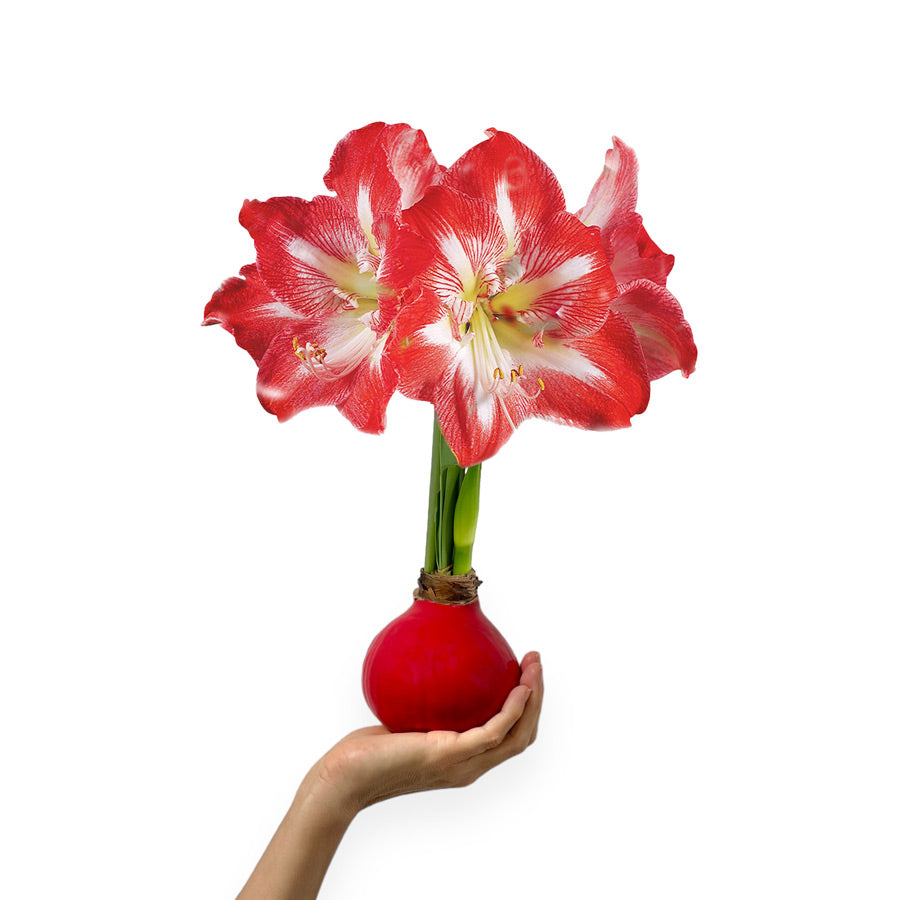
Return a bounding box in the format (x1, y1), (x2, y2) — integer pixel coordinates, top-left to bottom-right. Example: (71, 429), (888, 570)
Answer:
(236, 655), (541, 900)
(310, 651), (543, 815)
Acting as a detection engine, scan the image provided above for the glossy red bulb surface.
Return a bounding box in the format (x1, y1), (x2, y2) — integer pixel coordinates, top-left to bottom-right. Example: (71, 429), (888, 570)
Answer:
(362, 598), (520, 733)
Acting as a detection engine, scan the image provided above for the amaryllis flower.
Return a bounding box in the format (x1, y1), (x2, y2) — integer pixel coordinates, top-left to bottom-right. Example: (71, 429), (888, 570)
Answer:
(203, 123), (439, 433)
(578, 137), (697, 380)
(395, 130), (651, 466)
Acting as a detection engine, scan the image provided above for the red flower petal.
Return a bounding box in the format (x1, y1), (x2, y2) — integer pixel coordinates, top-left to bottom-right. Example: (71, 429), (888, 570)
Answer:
(203, 263), (304, 364)
(379, 124), (445, 209)
(607, 213), (675, 286)
(432, 352), (525, 467)
(241, 195), (379, 319)
(402, 185), (507, 311)
(489, 211), (617, 337)
(492, 312), (651, 432)
(256, 316), (397, 434)
(394, 290), (513, 464)
(578, 138), (674, 287)
(256, 325), (348, 420)
(612, 279), (697, 379)
(577, 136), (638, 233)
(443, 129), (566, 256)
(332, 347), (399, 434)
(324, 123), (444, 240)
(395, 289), (459, 403)
(323, 123), (400, 245)
(371, 218), (435, 298)
(396, 292), (649, 465)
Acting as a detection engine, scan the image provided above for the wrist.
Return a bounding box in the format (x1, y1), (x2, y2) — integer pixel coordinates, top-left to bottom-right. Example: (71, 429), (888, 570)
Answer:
(295, 759), (363, 828)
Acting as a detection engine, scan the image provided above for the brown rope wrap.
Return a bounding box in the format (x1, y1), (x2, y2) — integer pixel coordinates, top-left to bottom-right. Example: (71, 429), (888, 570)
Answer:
(414, 568), (482, 605)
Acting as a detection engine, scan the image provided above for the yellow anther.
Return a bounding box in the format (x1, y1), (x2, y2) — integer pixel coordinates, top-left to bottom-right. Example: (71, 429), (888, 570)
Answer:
(537, 378), (545, 391)
(509, 368), (519, 383)
(294, 336), (328, 364)
(517, 364), (524, 377)
(493, 367), (504, 380)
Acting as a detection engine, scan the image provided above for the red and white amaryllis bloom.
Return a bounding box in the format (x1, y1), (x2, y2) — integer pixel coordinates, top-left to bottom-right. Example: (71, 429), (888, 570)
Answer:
(396, 130), (651, 466)
(203, 123), (440, 433)
(578, 137), (697, 380)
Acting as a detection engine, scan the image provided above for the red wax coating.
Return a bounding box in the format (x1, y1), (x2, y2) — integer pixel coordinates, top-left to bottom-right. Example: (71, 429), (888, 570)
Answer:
(363, 598), (520, 733)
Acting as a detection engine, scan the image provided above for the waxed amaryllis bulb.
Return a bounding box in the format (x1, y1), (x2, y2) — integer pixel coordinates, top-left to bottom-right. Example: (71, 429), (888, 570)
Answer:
(362, 597), (520, 733)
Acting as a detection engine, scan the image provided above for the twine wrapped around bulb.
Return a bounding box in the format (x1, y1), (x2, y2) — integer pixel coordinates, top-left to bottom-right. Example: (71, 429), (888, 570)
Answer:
(414, 568), (482, 605)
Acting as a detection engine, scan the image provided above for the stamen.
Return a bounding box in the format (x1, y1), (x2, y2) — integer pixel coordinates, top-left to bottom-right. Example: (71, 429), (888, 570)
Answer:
(292, 336), (331, 376)
(516, 375), (546, 401)
(292, 327), (381, 382)
(468, 303), (549, 407)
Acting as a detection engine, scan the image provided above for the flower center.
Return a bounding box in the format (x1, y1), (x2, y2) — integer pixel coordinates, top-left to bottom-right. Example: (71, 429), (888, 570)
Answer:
(466, 305), (545, 401)
(332, 269), (381, 311)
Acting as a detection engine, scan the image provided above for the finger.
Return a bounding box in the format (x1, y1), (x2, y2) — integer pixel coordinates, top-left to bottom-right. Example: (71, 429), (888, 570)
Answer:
(441, 663), (544, 784)
(435, 655), (542, 765)
(452, 683), (532, 760)
(449, 668), (544, 785)
(520, 657), (542, 691)
(515, 660), (544, 736)
(478, 660), (543, 764)
(520, 660), (544, 746)
(467, 657), (543, 759)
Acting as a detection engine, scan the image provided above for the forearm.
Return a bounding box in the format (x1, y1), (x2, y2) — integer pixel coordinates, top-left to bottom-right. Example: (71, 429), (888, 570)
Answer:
(234, 656), (542, 899)
(236, 762), (358, 900)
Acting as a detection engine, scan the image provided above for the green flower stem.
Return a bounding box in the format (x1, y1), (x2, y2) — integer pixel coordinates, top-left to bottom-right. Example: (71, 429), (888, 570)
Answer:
(423, 416), (482, 575)
(452, 463), (481, 575)
(438, 465), (461, 571)
(423, 418), (443, 573)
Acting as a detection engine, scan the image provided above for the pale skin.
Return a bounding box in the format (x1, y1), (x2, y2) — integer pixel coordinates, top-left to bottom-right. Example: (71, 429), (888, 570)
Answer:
(236, 651), (544, 900)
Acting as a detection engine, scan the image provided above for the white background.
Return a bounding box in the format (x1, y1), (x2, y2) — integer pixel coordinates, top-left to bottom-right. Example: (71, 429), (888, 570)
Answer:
(2, 1), (897, 898)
